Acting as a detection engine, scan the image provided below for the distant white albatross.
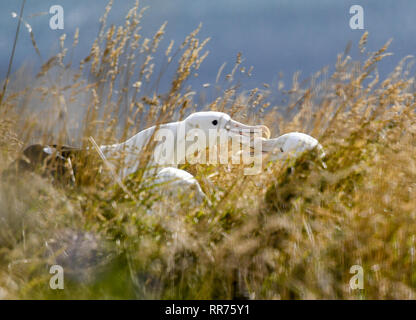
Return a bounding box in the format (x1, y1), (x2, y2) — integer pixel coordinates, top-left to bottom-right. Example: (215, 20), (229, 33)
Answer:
(99, 111), (269, 172)
(261, 132), (325, 163)
(97, 111), (270, 204)
(95, 111), (270, 202)
(237, 132), (325, 167)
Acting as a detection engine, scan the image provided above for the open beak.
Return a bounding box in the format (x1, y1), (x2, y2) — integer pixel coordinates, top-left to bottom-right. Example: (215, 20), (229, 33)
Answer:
(225, 118), (271, 143)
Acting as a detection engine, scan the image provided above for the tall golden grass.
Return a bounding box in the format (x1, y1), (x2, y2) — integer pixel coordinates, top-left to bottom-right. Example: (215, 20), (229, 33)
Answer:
(1, 1), (416, 299)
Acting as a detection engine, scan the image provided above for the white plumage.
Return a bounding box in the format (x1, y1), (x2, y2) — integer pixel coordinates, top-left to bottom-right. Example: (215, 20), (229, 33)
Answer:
(235, 132), (325, 170)
(261, 132), (325, 162)
(152, 167), (209, 205)
(97, 111), (269, 205)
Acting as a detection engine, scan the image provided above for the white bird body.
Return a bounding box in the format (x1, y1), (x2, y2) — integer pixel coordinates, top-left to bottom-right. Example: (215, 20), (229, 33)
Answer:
(152, 167), (208, 205)
(262, 132), (325, 163)
(99, 121), (180, 179)
(235, 132), (324, 167)
(96, 111), (270, 205)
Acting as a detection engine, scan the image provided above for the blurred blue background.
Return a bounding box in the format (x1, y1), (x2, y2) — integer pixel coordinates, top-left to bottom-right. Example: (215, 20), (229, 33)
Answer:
(1, 0), (415, 91)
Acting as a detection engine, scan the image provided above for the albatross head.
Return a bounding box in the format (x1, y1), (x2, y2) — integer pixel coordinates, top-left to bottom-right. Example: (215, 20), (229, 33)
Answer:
(183, 111), (270, 149)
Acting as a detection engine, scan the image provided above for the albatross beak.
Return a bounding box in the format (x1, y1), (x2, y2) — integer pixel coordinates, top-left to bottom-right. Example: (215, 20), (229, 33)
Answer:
(260, 138), (281, 154)
(225, 119), (271, 142)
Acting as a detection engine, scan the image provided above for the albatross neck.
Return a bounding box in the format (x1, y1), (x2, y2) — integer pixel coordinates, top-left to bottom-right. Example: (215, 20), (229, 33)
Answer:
(99, 120), (183, 178)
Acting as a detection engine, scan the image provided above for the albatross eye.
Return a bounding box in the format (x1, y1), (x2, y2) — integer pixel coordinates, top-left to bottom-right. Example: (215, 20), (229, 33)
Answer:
(212, 120), (218, 126)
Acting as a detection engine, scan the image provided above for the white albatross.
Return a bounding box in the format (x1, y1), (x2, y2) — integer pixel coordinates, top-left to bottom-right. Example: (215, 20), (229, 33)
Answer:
(261, 132), (325, 163)
(152, 167), (208, 205)
(97, 111), (270, 204)
(236, 132), (325, 168)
